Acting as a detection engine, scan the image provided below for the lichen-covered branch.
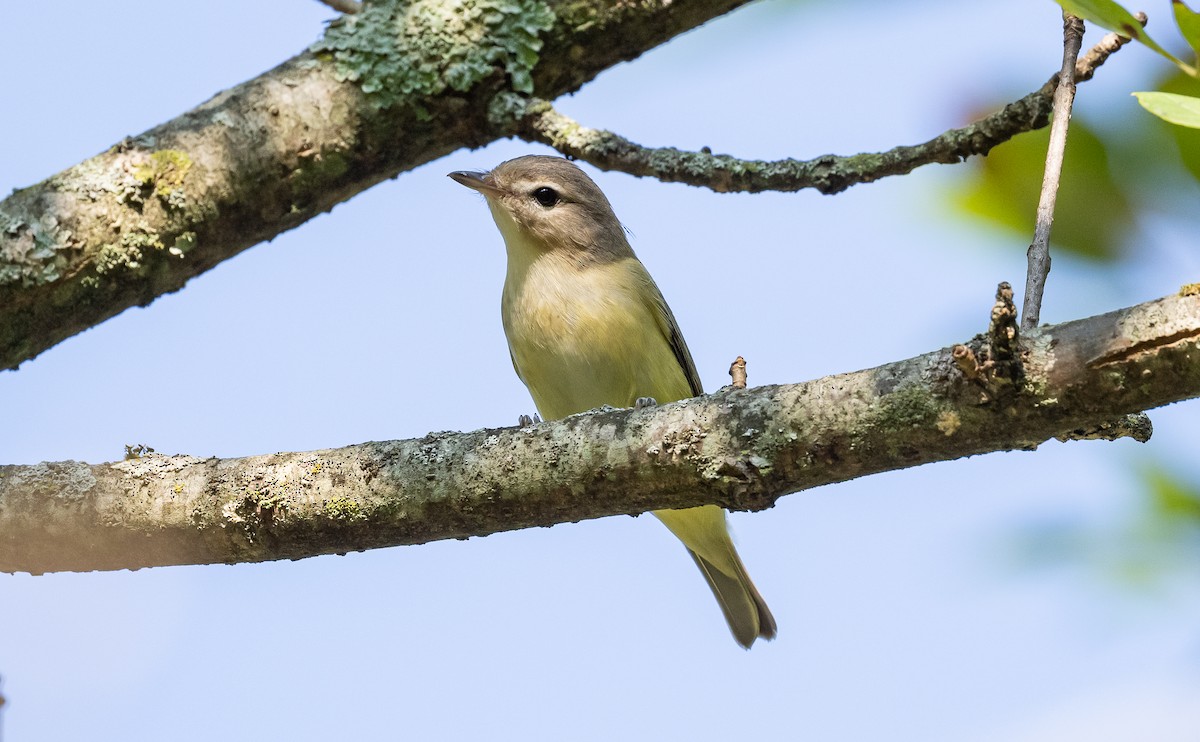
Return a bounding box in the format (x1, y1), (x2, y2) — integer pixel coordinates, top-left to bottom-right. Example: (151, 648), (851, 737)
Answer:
(0, 0), (752, 371)
(5, 288), (1199, 575)
(511, 27), (1135, 193)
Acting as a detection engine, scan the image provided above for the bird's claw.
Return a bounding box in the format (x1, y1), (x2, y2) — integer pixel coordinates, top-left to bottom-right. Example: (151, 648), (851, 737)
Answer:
(634, 397), (658, 410)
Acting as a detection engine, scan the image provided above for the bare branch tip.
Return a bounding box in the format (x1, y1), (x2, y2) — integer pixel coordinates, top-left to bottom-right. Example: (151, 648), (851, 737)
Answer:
(951, 344), (983, 382)
(983, 281), (1023, 397)
(729, 356), (748, 389)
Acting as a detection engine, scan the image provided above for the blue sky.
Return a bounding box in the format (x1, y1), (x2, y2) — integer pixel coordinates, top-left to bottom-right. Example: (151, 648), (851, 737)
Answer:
(2, 1), (1199, 739)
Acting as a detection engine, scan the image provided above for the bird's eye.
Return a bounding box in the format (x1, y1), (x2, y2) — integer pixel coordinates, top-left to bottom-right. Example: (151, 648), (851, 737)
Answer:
(532, 187), (559, 208)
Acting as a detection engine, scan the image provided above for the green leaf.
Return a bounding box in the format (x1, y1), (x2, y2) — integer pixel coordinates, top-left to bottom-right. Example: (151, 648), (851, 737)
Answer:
(1173, 0), (1200, 58)
(1053, 0), (1191, 70)
(1149, 70), (1200, 181)
(1133, 90), (1200, 127)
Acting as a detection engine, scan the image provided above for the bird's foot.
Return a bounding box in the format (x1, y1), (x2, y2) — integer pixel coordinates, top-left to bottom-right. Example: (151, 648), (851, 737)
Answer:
(634, 397), (658, 410)
(518, 413), (542, 427)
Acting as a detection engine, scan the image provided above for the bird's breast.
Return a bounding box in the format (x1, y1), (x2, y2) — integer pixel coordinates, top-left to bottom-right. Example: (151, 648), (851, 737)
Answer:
(501, 255), (686, 420)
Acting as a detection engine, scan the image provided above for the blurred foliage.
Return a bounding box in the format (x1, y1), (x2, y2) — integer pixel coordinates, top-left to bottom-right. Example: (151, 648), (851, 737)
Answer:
(955, 121), (1132, 260)
(952, 69), (1200, 262)
(1008, 463), (1200, 590)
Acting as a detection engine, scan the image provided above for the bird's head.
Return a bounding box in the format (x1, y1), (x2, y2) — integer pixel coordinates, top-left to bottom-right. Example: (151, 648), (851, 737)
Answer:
(450, 155), (632, 262)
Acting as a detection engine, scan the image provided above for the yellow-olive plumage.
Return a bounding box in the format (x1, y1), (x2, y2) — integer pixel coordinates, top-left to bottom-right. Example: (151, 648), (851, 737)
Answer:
(450, 156), (775, 648)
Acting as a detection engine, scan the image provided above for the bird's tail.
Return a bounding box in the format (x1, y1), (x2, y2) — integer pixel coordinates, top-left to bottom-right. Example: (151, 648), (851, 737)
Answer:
(653, 505), (777, 649)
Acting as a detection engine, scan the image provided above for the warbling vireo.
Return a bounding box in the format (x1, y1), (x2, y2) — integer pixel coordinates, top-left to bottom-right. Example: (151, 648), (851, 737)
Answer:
(450, 155), (775, 648)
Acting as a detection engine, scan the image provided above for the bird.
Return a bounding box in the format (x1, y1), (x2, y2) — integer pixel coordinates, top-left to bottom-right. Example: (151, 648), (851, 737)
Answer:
(450, 155), (775, 648)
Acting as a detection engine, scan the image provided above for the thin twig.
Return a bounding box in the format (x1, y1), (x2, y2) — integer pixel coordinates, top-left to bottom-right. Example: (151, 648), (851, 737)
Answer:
(513, 28), (1134, 195)
(1022, 12), (1085, 331)
(314, 0), (361, 13)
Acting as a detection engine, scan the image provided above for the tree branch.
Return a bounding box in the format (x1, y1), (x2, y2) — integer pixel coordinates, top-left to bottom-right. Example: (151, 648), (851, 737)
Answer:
(0, 0), (752, 372)
(5, 288), (1199, 575)
(1022, 12), (1086, 331)
(315, 0), (362, 13)
(512, 26), (1135, 193)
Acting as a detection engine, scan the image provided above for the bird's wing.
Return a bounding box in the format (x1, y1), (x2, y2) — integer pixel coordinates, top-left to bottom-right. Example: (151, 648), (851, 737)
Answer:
(508, 347), (527, 386)
(636, 263), (704, 398)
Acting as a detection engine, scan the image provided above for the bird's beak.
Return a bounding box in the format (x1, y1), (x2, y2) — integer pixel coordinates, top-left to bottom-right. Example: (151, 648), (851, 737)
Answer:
(449, 170), (504, 198)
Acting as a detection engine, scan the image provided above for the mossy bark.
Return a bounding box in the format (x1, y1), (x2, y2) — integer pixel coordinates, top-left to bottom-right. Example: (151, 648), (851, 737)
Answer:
(0, 0), (752, 371)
